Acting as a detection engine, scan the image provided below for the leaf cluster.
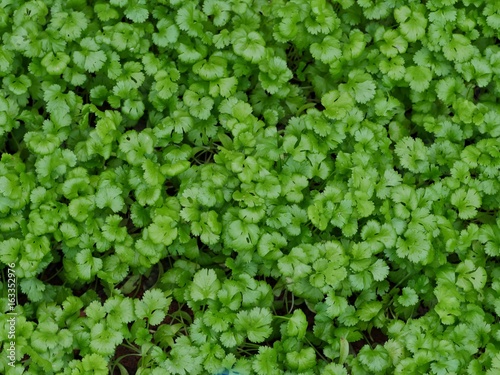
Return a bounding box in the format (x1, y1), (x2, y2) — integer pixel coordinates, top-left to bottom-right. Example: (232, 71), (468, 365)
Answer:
(1, 0), (500, 374)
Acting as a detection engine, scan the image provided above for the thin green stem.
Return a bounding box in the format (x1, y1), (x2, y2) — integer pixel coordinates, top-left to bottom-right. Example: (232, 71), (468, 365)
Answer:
(288, 292), (295, 314)
(304, 336), (328, 362)
(132, 276), (143, 299)
(110, 353), (141, 374)
(121, 340), (141, 353)
(273, 315), (291, 320)
(296, 102), (317, 116)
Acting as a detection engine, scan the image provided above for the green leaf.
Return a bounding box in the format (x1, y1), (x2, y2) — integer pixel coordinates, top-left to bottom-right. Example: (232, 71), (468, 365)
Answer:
(405, 66), (432, 92)
(343, 29), (366, 60)
(31, 321), (66, 351)
(325, 294), (348, 318)
(148, 216), (178, 245)
(183, 89), (214, 120)
(154, 69), (179, 100)
(90, 322), (123, 355)
(253, 346), (282, 375)
(395, 137), (429, 173)
(0, 46), (14, 74)
(322, 90), (355, 120)
(153, 17), (180, 47)
(223, 218), (260, 251)
(0, 238), (21, 264)
(398, 287), (419, 307)
(255, 175), (281, 199)
(104, 296), (135, 328)
(193, 55), (227, 81)
(396, 226), (433, 264)
(94, 3), (120, 21)
(379, 30), (408, 57)
(101, 215), (127, 243)
(4, 74), (31, 95)
(124, 2), (149, 23)
(285, 347), (316, 372)
(310, 35), (342, 64)
(234, 307), (273, 343)
(456, 260), (487, 292)
(190, 268), (222, 302)
(323, 363), (349, 375)
(192, 210), (222, 245)
(176, 3), (207, 38)
(451, 187), (481, 219)
(164, 336), (203, 374)
(75, 248), (103, 280)
(162, 160), (191, 177)
(285, 309), (308, 339)
(72, 38), (107, 74)
(231, 29), (266, 63)
(259, 56), (293, 95)
(357, 301), (382, 322)
(68, 196), (95, 222)
(209, 76), (238, 98)
(135, 289), (171, 326)
(79, 354), (109, 374)
(20, 277), (46, 302)
(118, 130), (155, 166)
(95, 181), (124, 213)
(395, 5), (427, 42)
(443, 34), (476, 62)
(50, 11), (89, 41)
(358, 345), (391, 372)
(347, 70), (376, 104)
(278, 246), (312, 279)
(370, 259), (389, 281)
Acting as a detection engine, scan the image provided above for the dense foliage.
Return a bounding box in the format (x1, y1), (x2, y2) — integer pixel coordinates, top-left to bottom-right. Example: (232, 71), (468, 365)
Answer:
(1, 0), (500, 373)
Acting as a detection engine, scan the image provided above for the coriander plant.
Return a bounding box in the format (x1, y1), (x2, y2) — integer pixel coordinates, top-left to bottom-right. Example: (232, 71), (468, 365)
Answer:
(1, 0), (500, 374)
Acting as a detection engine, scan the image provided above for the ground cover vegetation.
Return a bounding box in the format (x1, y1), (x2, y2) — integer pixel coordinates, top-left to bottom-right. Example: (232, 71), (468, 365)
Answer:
(1, 0), (500, 373)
